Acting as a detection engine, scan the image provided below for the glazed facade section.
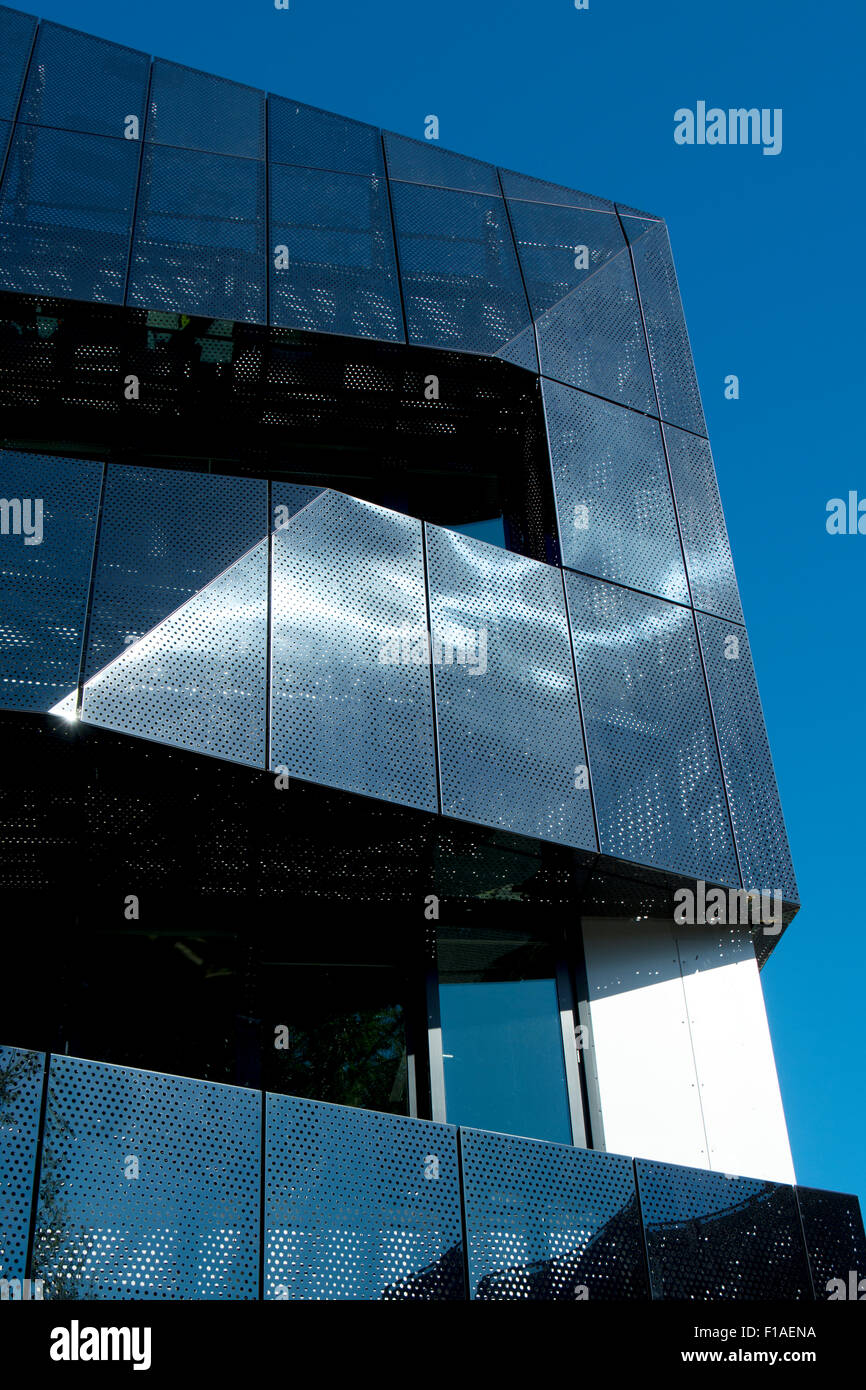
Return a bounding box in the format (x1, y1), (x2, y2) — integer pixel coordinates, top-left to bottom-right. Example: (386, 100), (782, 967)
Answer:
(1, 1044), (863, 1301)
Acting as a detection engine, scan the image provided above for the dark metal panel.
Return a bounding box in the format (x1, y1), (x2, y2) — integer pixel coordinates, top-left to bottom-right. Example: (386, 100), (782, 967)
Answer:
(0, 5), (37, 121)
(636, 1158), (812, 1299)
(146, 58), (265, 159)
(0, 449), (101, 713)
(543, 380), (688, 602)
(270, 488), (438, 813)
(126, 143), (266, 322)
(268, 94), (384, 175)
(534, 243), (657, 414)
(565, 572), (740, 885)
(0, 1044), (44, 1283)
(18, 20), (149, 139)
(265, 1093), (464, 1299)
(697, 613), (798, 902)
(664, 422), (744, 622)
(498, 167), (614, 211)
(0, 125), (140, 303)
(31, 1055), (261, 1300)
(268, 165), (403, 342)
(388, 181), (533, 361)
(797, 1187), (866, 1301)
(621, 215), (707, 436)
(506, 200), (626, 318)
(383, 131), (499, 195)
(425, 525), (597, 851)
(83, 465), (266, 680)
(459, 1127), (647, 1300)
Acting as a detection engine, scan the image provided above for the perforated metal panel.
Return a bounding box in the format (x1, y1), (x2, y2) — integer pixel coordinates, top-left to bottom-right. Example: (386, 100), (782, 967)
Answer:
(269, 165), (403, 341)
(81, 538), (267, 767)
(0, 5), (36, 120)
(270, 488), (438, 812)
(0, 125), (139, 303)
(498, 168), (614, 211)
(542, 380), (688, 601)
(127, 143), (265, 322)
(0, 1045), (44, 1282)
(664, 423), (743, 622)
(507, 201), (626, 318)
(384, 132), (499, 195)
(797, 1188), (866, 1300)
(460, 1128), (646, 1300)
(615, 203), (662, 223)
(83, 465), (265, 681)
(146, 58), (265, 159)
(390, 182), (532, 358)
(622, 216), (707, 436)
(31, 1055), (260, 1300)
(18, 21), (149, 139)
(265, 1093), (464, 1300)
(535, 246), (656, 414)
(697, 613), (797, 901)
(425, 526), (596, 850)
(0, 449), (101, 712)
(636, 1158), (811, 1300)
(269, 95), (384, 175)
(565, 573), (739, 884)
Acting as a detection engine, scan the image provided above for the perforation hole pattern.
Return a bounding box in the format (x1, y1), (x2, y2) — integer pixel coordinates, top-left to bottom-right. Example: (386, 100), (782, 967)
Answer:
(498, 168), (614, 211)
(81, 539), (268, 768)
(697, 613), (797, 902)
(0, 449), (102, 712)
(19, 20), (149, 139)
(796, 1188), (866, 1300)
(0, 5), (36, 121)
(389, 182), (532, 358)
(565, 572), (739, 885)
(383, 132), (499, 195)
(460, 1127), (647, 1301)
(84, 464), (266, 680)
(32, 1054), (261, 1300)
(542, 379), (687, 601)
(0, 1044), (44, 1282)
(636, 1158), (812, 1300)
(268, 95), (384, 176)
(506, 201), (626, 318)
(265, 1093), (464, 1300)
(127, 144), (266, 323)
(664, 423), (744, 622)
(270, 488), (438, 813)
(269, 165), (403, 342)
(426, 525), (597, 851)
(0, 125), (140, 303)
(625, 218), (707, 436)
(146, 59), (265, 160)
(535, 247), (656, 414)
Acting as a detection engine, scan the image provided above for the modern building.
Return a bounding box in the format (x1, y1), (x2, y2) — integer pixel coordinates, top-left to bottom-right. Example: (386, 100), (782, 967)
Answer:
(0, 4), (862, 1301)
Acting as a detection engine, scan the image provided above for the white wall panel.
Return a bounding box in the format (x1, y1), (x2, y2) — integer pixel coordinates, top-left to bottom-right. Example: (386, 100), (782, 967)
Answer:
(582, 918), (708, 1168)
(676, 927), (795, 1184)
(583, 917), (795, 1184)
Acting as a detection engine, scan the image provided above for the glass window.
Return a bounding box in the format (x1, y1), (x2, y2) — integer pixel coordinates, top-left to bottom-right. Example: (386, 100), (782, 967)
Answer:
(260, 961), (410, 1115)
(437, 927), (572, 1143)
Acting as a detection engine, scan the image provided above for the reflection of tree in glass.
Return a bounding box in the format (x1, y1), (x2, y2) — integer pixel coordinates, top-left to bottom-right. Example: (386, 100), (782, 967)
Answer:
(269, 1006), (407, 1115)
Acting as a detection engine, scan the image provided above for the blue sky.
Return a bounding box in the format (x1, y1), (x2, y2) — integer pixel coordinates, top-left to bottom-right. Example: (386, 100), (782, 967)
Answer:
(27, 0), (864, 1204)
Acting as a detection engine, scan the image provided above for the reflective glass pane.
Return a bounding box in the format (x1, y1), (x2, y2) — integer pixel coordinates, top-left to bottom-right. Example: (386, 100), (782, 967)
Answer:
(438, 927), (572, 1144)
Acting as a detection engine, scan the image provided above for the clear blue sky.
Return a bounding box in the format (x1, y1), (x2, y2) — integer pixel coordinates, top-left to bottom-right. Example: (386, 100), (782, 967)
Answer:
(27, 0), (864, 1205)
